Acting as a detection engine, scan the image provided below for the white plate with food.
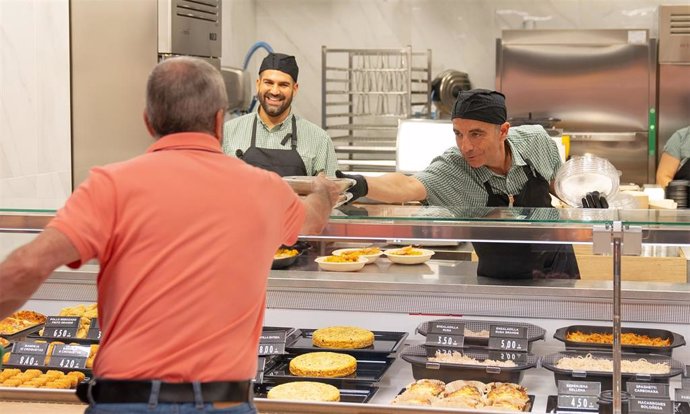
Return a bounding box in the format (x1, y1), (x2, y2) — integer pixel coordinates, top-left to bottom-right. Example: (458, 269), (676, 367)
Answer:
(315, 255), (368, 272)
(331, 247), (383, 264)
(283, 176), (356, 195)
(383, 246), (435, 265)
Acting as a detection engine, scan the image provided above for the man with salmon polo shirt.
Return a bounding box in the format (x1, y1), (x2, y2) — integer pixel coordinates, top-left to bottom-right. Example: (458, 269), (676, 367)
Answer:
(0, 57), (339, 413)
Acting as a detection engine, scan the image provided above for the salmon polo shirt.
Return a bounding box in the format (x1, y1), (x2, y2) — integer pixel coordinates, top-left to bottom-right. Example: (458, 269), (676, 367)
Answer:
(47, 132), (305, 382)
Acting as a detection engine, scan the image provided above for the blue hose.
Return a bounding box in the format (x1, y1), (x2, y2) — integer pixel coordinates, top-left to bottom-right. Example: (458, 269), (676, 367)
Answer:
(242, 41), (274, 112)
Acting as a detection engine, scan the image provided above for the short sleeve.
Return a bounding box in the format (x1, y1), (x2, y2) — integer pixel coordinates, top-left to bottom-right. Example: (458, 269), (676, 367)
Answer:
(663, 129), (683, 160)
(414, 148), (460, 205)
(46, 167), (116, 268)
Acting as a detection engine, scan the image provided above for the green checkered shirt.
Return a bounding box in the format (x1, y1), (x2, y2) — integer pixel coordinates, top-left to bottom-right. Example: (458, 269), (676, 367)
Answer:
(222, 110), (338, 176)
(415, 125), (562, 207)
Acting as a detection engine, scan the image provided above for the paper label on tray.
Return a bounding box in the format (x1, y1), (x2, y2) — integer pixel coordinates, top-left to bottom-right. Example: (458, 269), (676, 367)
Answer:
(488, 350), (528, 364)
(675, 389), (690, 402)
(426, 333), (464, 348)
(627, 382), (670, 399)
(557, 395), (599, 411)
(629, 398), (673, 414)
(558, 380), (601, 396)
(429, 322), (464, 335)
(45, 316), (80, 328)
(490, 325), (528, 338)
(258, 342), (285, 356)
(488, 337), (528, 352)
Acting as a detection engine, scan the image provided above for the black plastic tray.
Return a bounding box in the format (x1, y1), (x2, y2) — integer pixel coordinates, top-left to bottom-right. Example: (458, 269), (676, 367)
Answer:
(545, 395), (689, 414)
(541, 351), (684, 391)
(401, 345), (537, 384)
(262, 355), (393, 387)
(1, 363), (93, 377)
(394, 387), (535, 411)
(287, 329), (408, 358)
(255, 382), (378, 403)
(0, 323), (44, 342)
(416, 319), (545, 350)
(554, 325), (686, 356)
(272, 242), (311, 270)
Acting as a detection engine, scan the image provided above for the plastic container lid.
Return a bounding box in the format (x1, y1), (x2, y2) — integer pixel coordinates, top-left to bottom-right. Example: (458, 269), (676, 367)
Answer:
(554, 154), (620, 207)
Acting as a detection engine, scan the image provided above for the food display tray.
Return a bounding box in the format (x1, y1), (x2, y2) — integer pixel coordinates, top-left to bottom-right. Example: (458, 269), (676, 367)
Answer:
(554, 325), (686, 356)
(262, 356), (394, 387)
(545, 395), (690, 414)
(255, 383), (378, 403)
(1, 363), (93, 377)
(0, 324), (44, 342)
(541, 351), (684, 391)
(287, 329), (408, 358)
(401, 345), (538, 384)
(416, 319), (545, 350)
(0, 387), (79, 403)
(272, 241), (312, 270)
(394, 388), (535, 412)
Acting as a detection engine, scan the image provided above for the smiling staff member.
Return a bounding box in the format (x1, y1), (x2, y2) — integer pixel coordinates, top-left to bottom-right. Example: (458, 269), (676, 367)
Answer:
(223, 53), (338, 177)
(339, 89), (581, 279)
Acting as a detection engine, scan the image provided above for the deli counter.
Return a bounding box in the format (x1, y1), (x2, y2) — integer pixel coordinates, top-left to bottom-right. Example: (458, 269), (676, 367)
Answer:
(1, 207), (689, 414)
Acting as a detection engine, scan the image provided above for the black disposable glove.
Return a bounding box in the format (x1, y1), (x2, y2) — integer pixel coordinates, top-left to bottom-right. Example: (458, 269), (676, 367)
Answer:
(581, 191), (609, 209)
(335, 170), (369, 202)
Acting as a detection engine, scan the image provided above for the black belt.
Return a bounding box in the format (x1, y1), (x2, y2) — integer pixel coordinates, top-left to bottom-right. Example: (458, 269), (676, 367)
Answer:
(76, 378), (252, 404)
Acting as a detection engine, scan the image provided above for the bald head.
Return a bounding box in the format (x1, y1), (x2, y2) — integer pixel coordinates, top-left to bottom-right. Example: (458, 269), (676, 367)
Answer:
(145, 57), (228, 138)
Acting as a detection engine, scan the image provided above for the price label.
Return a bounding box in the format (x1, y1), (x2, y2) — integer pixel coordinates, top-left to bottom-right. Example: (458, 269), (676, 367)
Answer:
(629, 398), (673, 414)
(490, 325), (528, 339)
(86, 327), (101, 341)
(45, 316), (80, 328)
(14, 342), (49, 355)
(627, 382), (670, 399)
(90, 318), (99, 329)
(429, 322), (464, 335)
(257, 343), (285, 356)
(675, 389), (690, 402)
(557, 395), (599, 411)
(426, 333), (464, 348)
(7, 353), (44, 367)
(558, 380), (601, 396)
(48, 356), (87, 369)
(260, 331), (287, 343)
(44, 327), (79, 338)
(488, 337), (528, 352)
(51, 344), (90, 358)
(488, 350), (527, 364)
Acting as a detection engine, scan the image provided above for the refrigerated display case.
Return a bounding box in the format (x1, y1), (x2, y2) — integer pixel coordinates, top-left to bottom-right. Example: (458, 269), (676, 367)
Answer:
(1, 207), (689, 414)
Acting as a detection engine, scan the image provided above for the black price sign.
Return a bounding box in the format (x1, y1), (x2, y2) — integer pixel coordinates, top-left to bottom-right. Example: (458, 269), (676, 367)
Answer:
(557, 395), (599, 411)
(86, 327), (101, 341)
(260, 331), (287, 343)
(7, 342), (48, 368)
(676, 389), (690, 402)
(429, 322), (464, 335)
(49, 356), (86, 369)
(488, 350), (527, 364)
(489, 324), (528, 352)
(488, 337), (528, 351)
(426, 333), (465, 348)
(43, 316), (80, 339)
(627, 382), (670, 399)
(47, 344), (90, 369)
(90, 318), (99, 329)
(558, 380), (601, 396)
(629, 398), (673, 414)
(258, 342), (285, 356)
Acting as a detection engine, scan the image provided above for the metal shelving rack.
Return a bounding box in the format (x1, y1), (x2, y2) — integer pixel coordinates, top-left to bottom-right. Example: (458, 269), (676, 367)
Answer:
(321, 46), (432, 172)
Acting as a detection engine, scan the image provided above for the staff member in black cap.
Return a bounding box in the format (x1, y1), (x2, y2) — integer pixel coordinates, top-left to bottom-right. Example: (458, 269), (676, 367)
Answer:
(223, 52), (338, 177)
(338, 89), (581, 279)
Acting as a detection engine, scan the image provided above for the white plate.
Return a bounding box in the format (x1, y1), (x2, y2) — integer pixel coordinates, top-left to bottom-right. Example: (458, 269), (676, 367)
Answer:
(315, 256), (368, 271)
(331, 248), (383, 264)
(383, 248), (435, 265)
(283, 176), (356, 195)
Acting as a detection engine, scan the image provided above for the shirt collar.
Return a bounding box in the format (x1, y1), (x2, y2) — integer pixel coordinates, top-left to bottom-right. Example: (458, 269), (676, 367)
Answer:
(256, 108), (294, 132)
(147, 132), (223, 153)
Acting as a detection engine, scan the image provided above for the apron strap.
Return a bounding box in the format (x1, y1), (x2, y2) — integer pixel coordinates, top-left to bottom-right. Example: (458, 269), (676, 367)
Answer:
(290, 115), (297, 150)
(250, 115), (259, 148)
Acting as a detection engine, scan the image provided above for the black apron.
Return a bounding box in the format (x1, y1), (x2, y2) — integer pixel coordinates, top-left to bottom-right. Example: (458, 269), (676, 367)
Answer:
(673, 159), (690, 181)
(472, 164), (581, 279)
(239, 114), (308, 177)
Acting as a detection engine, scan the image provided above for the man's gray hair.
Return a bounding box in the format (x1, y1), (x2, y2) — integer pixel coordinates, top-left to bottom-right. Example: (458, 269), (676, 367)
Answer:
(146, 56), (228, 137)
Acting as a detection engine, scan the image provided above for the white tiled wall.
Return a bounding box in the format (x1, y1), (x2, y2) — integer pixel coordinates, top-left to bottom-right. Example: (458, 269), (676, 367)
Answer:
(0, 0), (71, 210)
(1, 0), (688, 210)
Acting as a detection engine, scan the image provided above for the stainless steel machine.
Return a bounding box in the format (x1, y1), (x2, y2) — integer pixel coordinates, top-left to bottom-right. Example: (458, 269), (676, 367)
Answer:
(657, 5), (690, 155)
(496, 30), (657, 185)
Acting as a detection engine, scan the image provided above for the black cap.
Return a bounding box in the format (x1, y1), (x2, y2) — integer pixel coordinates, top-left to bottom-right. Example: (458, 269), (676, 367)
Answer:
(259, 53), (299, 82)
(451, 89), (507, 125)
